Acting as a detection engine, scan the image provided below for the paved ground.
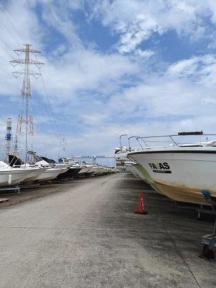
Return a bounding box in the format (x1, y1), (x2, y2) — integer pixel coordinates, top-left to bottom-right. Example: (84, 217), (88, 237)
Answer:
(0, 173), (215, 288)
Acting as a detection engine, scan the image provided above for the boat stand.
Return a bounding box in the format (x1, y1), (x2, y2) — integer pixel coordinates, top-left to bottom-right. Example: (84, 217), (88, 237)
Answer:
(199, 191), (216, 260)
(0, 186), (20, 194)
(21, 183), (41, 189)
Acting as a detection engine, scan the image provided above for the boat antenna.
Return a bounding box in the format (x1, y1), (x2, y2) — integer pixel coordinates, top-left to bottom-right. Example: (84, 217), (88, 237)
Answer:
(10, 44), (44, 163)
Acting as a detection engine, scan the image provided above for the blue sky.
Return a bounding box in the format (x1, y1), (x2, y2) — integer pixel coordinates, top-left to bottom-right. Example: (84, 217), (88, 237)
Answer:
(1, 0), (216, 159)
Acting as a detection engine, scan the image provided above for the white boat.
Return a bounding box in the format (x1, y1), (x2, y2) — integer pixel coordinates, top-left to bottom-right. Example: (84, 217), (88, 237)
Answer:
(115, 144), (149, 181)
(91, 165), (110, 176)
(56, 158), (81, 179)
(34, 160), (68, 181)
(125, 161), (141, 179)
(8, 155), (45, 183)
(126, 161), (153, 183)
(0, 161), (34, 186)
(114, 146), (130, 171)
(21, 166), (45, 183)
(79, 164), (94, 175)
(34, 167), (66, 181)
(128, 132), (216, 205)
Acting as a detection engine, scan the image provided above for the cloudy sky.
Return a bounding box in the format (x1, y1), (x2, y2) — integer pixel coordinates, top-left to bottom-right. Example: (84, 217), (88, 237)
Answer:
(1, 0), (216, 159)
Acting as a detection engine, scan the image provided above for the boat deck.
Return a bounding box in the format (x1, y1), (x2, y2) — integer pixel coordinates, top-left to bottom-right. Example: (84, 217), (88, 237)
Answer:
(0, 173), (215, 288)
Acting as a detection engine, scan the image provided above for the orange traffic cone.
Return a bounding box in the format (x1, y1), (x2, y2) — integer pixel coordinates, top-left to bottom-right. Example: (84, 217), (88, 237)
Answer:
(135, 192), (148, 215)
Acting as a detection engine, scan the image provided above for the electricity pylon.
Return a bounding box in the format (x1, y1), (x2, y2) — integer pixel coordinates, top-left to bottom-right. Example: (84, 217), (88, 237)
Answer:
(10, 44), (43, 161)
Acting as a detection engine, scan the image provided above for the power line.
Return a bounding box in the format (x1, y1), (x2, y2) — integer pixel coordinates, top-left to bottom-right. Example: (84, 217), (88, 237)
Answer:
(38, 72), (69, 158)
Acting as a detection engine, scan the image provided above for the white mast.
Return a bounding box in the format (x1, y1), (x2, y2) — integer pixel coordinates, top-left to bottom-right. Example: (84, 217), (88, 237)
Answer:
(10, 44), (43, 162)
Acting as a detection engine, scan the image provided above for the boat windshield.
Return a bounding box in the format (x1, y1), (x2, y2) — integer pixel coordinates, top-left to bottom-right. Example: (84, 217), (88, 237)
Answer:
(128, 132), (216, 150)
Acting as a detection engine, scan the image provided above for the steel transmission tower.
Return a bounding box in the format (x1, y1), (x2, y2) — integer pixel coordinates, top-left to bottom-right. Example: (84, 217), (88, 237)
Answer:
(10, 44), (43, 161)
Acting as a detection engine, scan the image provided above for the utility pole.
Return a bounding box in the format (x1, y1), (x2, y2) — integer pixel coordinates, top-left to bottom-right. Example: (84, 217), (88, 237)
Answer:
(10, 44), (43, 162)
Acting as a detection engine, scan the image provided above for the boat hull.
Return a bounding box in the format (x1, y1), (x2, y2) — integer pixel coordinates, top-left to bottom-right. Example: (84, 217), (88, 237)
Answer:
(126, 165), (139, 178)
(128, 149), (216, 205)
(21, 168), (45, 183)
(79, 166), (94, 176)
(0, 169), (33, 186)
(57, 167), (81, 179)
(34, 167), (67, 181)
(126, 163), (148, 181)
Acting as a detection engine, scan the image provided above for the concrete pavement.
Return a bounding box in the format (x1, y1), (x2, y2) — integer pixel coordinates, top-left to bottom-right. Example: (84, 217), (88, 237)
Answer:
(0, 174), (215, 288)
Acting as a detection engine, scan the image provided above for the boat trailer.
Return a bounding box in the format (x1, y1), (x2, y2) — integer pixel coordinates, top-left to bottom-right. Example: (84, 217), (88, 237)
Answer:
(198, 191), (216, 259)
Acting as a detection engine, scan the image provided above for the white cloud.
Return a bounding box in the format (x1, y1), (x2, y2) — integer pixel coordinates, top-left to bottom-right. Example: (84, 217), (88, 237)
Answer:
(134, 49), (154, 59)
(81, 113), (109, 126)
(39, 49), (139, 101)
(91, 0), (216, 54)
(167, 55), (216, 86)
(39, 1), (83, 48)
(167, 58), (202, 77)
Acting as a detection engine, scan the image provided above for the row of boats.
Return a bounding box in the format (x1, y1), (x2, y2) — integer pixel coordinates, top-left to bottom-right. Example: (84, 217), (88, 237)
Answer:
(115, 131), (216, 206)
(0, 153), (116, 188)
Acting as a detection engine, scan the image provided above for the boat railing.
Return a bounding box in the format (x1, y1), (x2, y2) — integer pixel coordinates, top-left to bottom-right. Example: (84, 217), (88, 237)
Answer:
(128, 132), (216, 150)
